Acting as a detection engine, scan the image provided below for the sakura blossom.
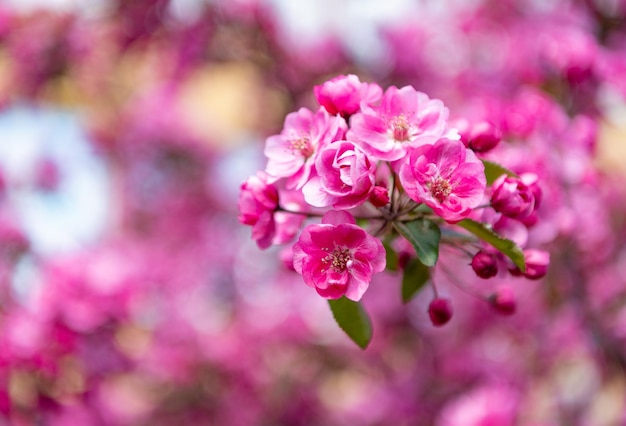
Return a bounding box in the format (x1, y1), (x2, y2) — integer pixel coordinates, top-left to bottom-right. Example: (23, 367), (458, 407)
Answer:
(347, 85), (450, 161)
(238, 171), (279, 249)
(264, 107), (347, 189)
(399, 138), (486, 222)
(302, 140), (376, 209)
(292, 210), (386, 301)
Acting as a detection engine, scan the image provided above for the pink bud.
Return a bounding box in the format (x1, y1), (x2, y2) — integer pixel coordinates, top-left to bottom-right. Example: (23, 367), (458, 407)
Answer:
(461, 121), (502, 153)
(490, 173), (540, 220)
(369, 185), (390, 207)
(398, 251), (412, 270)
(509, 249), (549, 279)
(489, 286), (516, 315)
(471, 251), (498, 279)
(314, 74), (382, 118)
(522, 249), (550, 280)
(428, 298), (453, 327)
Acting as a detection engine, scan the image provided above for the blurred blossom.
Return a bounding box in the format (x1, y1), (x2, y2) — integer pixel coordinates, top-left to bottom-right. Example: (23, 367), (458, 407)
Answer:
(0, 0), (624, 425)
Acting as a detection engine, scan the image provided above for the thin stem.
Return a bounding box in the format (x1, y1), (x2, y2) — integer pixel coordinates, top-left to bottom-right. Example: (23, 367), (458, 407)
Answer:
(438, 262), (485, 300)
(430, 269), (439, 298)
(389, 163), (399, 214)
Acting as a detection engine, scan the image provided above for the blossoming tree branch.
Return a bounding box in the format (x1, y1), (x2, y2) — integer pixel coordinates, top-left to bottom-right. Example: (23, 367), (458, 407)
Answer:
(239, 75), (549, 348)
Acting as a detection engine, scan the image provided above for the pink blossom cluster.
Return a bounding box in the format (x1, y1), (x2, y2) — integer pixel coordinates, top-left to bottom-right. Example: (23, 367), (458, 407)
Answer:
(239, 74), (548, 312)
(1, 0), (626, 425)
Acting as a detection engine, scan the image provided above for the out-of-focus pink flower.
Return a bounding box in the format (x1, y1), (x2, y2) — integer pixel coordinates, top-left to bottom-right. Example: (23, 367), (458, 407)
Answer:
(471, 251), (498, 279)
(437, 384), (518, 426)
(399, 138), (486, 223)
(292, 210), (385, 301)
(238, 171), (279, 249)
(541, 27), (597, 84)
(0, 218), (29, 260)
(347, 85), (449, 161)
(264, 107), (347, 189)
(491, 173), (541, 220)
(35, 158), (61, 191)
(428, 298), (453, 327)
(314, 74), (382, 118)
(302, 141), (376, 209)
(489, 286), (516, 315)
(0, 168), (5, 197)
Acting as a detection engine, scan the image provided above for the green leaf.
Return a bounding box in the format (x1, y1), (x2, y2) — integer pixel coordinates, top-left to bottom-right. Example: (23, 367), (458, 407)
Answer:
(481, 160), (519, 185)
(394, 219), (441, 267)
(402, 258), (430, 303)
(457, 218), (526, 272)
(383, 241), (399, 272)
(328, 297), (373, 349)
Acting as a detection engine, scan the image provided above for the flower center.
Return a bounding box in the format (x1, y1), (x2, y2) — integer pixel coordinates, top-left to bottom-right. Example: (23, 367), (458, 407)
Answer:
(390, 115), (411, 142)
(290, 137), (314, 158)
(430, 176), (452, 203)
(322, 247), (353, 272)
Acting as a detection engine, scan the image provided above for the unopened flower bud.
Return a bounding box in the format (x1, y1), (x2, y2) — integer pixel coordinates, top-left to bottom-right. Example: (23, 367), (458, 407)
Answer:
(522, 249), (549, 280)
(369, 186), (390, 207)
(398, 251), (412, 270)
(428, 298), (453, 327)
(471, 251), (498, 279)
(314, 74), (382, 118)
(490, 173), (540, 220)
(489, 286), (516, 315)
(465, 121), (502, 153)
(509, 249), (549, 279)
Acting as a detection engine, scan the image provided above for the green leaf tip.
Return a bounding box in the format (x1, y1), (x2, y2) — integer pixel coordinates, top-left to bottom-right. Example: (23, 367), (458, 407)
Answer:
(394, 218), (441, 267)
(402, 258), (430, 303)
(328, 297), (373, 349)
(482, 160), (519, 185)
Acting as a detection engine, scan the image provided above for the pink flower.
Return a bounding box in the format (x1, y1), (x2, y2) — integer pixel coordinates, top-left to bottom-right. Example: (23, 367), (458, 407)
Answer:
(490, 173), (541, 220)
(314, 74), (382, 118)
(347, 85), (449, 161)
(302, 141), (376, 210)
(292, 210), (386, 301)
(264, 107), (347, 189)
(399, 138), (486, 223)
(238, 172), (303, 249)
(489, 286), (517, 315)
(437, 384), (519, 426)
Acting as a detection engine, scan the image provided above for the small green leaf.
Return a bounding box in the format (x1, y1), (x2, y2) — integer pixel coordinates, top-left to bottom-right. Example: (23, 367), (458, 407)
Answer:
(383, 241), (399, 272)
(457, 218), (526, 272)
(402, 258), (430, 303)
(482, 160), (519, 185)
(394, 219), (441, 267)
(328, 297), (373, 349)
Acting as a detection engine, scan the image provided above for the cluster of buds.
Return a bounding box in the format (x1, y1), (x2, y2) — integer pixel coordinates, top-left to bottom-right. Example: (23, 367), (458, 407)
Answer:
(239, 75), (549, 345)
